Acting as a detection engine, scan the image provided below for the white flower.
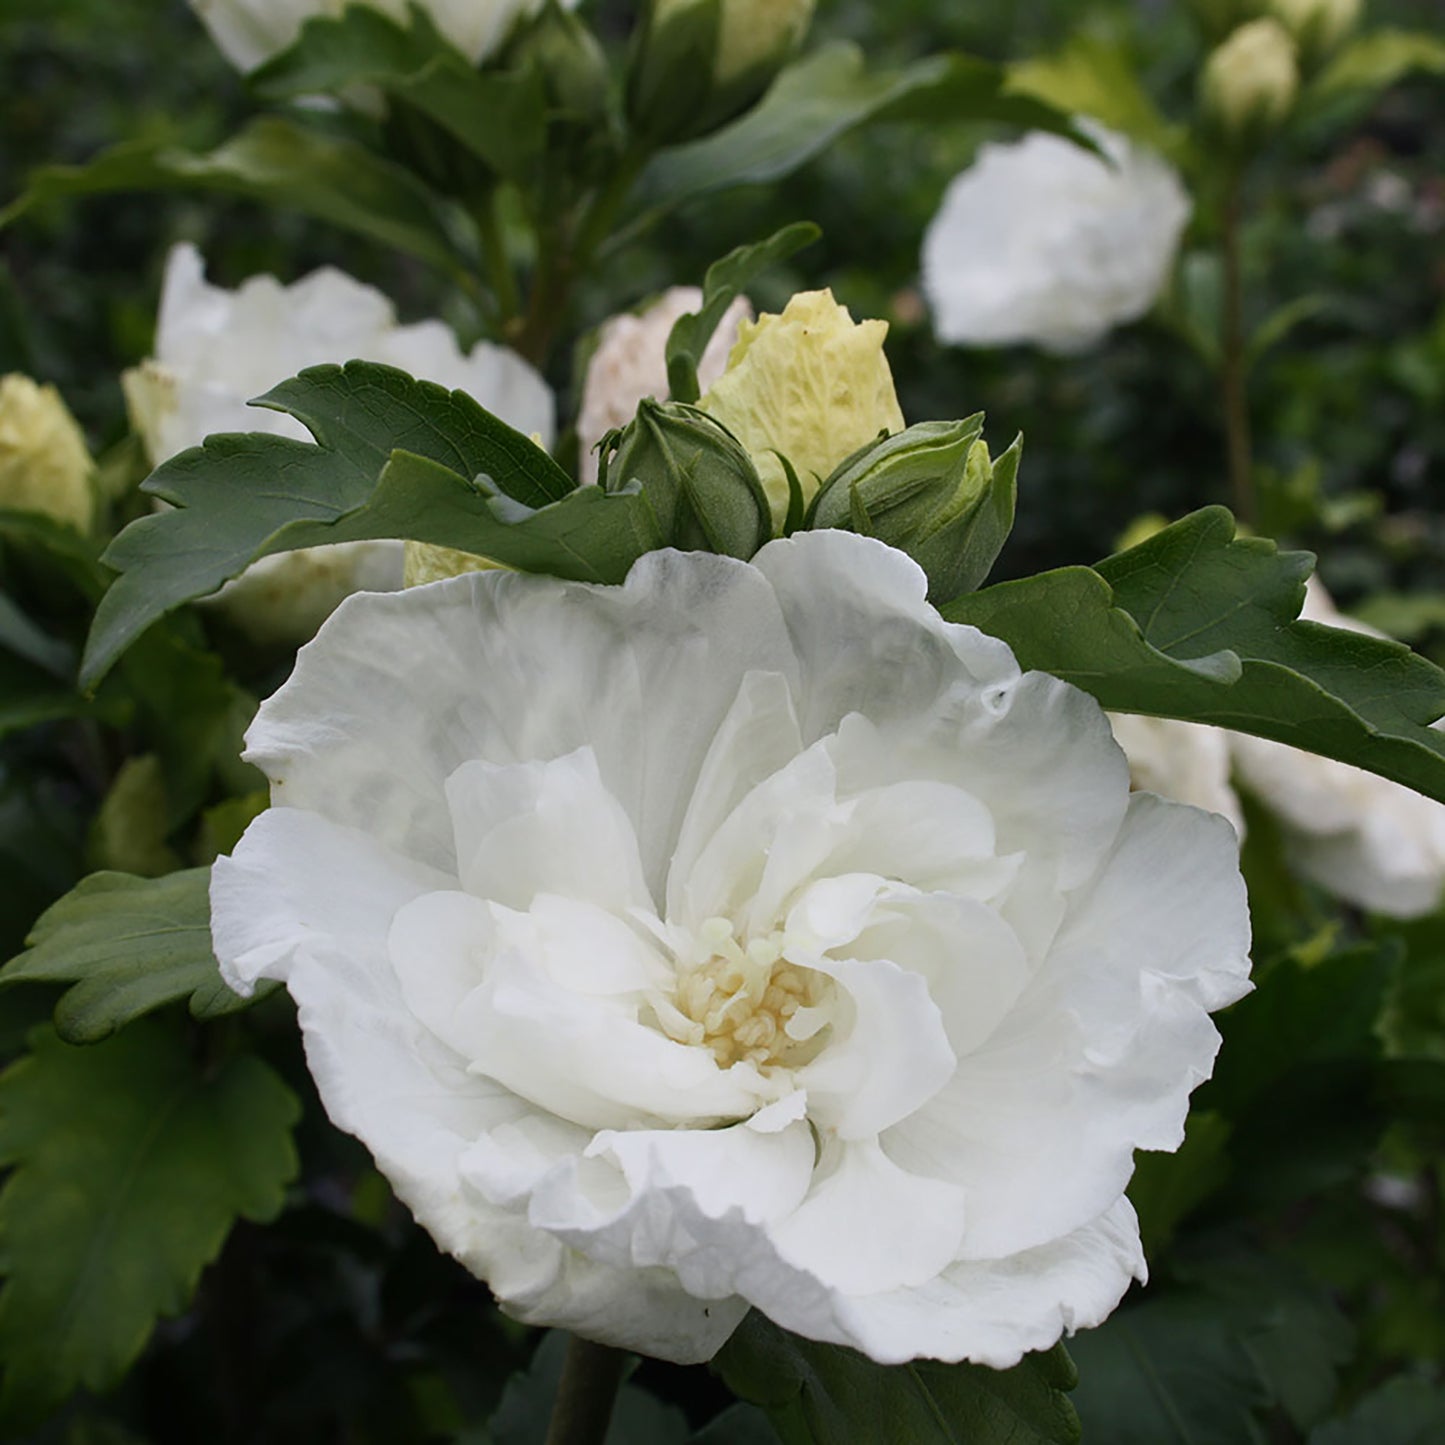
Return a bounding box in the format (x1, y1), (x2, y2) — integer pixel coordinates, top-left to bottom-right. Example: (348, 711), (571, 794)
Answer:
(1230, 578), (1445, 917)
(1107, 714), (1245, 839)
(125, 243), (553, 642)
(576, 287), (751, 486)
(212, 531), (1251, 1366)
(188, 0), (575, 71)
(922, 124), (1192, 354)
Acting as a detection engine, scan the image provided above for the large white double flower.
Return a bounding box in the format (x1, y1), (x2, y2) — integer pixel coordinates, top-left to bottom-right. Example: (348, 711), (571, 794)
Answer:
(212, 532), (1251, 1366)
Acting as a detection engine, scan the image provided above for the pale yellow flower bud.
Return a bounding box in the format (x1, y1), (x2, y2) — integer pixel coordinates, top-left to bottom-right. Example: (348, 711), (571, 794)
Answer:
(0, 374), (94, 531)
(1266, 0), (1361, 59)
(698, 290), (905, 527)
(1202, 19), (1300, 140)
(707, 0), (814, 89)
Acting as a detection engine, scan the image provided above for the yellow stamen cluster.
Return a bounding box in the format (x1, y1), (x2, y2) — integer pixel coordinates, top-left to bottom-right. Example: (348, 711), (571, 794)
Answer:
(666, 917), (833, 1069)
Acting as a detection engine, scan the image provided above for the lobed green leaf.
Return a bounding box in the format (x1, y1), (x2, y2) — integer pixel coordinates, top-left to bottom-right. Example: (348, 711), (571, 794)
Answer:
(0, 1021), (299, 1425)
(945, 507), (1445, 803)
(80, 362), (654, 687)
(0, 869), (272, 1043)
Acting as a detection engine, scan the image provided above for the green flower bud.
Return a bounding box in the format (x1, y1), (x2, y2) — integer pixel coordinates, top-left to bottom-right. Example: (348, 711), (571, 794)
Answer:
(598, 397), (771, 558)
(509, 1), (612, 128)
(628, 0), (815, 143)
(809, 419), (1021, 603)
(1201, 19), (1300, 145)
(1266, 0), (1361, 64)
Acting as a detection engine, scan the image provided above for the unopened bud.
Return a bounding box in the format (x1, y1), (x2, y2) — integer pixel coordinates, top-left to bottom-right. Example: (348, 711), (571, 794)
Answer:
(810, 420), (1020, 602)
(0, 373), (94, 532)
(629, 0), (815, 143)
(1201, 19), (1300, 143)
(1266, 0), (1361, 63)
(599, 398), (771, 558)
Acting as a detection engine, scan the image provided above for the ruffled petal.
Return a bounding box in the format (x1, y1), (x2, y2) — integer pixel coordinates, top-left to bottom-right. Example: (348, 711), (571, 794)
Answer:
(885, 793), (1249, 1259)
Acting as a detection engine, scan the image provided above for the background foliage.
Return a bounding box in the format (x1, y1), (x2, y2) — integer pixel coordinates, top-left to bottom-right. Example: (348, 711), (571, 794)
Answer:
(1, 0), (1443, 1440)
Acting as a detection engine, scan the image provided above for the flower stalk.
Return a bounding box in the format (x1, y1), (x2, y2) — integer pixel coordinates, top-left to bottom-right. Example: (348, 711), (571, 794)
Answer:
(544, 1336), (629, 1445)
(1220, 177), (1255, 525)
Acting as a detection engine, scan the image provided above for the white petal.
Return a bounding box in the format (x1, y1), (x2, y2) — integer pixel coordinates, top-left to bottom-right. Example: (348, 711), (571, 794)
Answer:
(794, 952), (956, 1140)
(464, 902), (765, 1131)
(769, 1139), (968, 1295)
(210, 808), (564, 1301)
(447, 747), (651, 914)
(750, 532), (1021, 745)
(246, 550), (799, 888)
(846, 889), (1032, 1057)
(530, 1120), (815, 1293)
(826, 1197), (1147, 1368)
(885, 793), (1249, 1259)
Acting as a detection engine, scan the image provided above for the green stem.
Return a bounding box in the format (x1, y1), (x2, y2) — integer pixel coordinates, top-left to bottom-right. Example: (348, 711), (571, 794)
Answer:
(544, 1336), (629, 1445)
(1220, 176), (1255, 526)
(475, 189), (522, 327)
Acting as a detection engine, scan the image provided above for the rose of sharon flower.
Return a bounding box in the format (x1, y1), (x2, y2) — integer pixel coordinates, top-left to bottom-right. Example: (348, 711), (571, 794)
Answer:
(188, 0), (576, 71)
(700, 289), (906, 526)
(0, 374), (93, 532)
(922, 124), (1191, 354)
(125, 243), (553, 642)
(1108, 714), (1245, 839)
(576, 287), (751, 485)
(1230, 578), (1445, 918)
(212, 531), (1251, 1366)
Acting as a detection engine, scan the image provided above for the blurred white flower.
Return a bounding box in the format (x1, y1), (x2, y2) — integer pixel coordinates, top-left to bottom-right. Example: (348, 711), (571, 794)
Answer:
(1230, 578), (1445, 918)
(576, 287), (751, 486)
(0, 374), (93, 532)
(125, 243), (553, 643)
(213, 531), (1250, 1367)
(188, 0), (575, 71)
(921, 124), (1191, 354)
(1107, 713), (1245, 839)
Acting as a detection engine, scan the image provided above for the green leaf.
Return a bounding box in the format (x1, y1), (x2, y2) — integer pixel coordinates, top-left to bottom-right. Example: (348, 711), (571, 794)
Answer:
(250, 7), (547, 185)
(84, 756), (181, 879)
(1, 118), (469, 280)
(0, 869), (272, 1044)
(1127, 1110), (1233, 1257)
(1311, 29), (1445, 102)
(80, 363), (653, 687)
(1006, 37), (1180, 153)
(1245, 294), (1342, 370)
(944, 507), (1445, 804)
(691, 1404), (781, 1444)
(0, 1020), (299, 1424)
(714, 1312), (1080, 1445)
(0, 589), (74, 679)
(1069, 1294), (1272, 1445)
(1311, 1376), (1445, 1443)
(633, 43), (1082, 223)
(666, 222), (821, 404)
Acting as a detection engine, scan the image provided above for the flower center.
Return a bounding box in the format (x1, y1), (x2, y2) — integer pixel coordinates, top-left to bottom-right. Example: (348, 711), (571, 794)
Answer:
(657, 916), (834, 1070)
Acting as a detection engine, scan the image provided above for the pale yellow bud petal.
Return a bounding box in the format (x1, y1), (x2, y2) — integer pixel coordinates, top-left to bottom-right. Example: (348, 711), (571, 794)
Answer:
(1202, 18), (1300, 140)
(699, 289), (905, 525)
(0, 374), (94, 531)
